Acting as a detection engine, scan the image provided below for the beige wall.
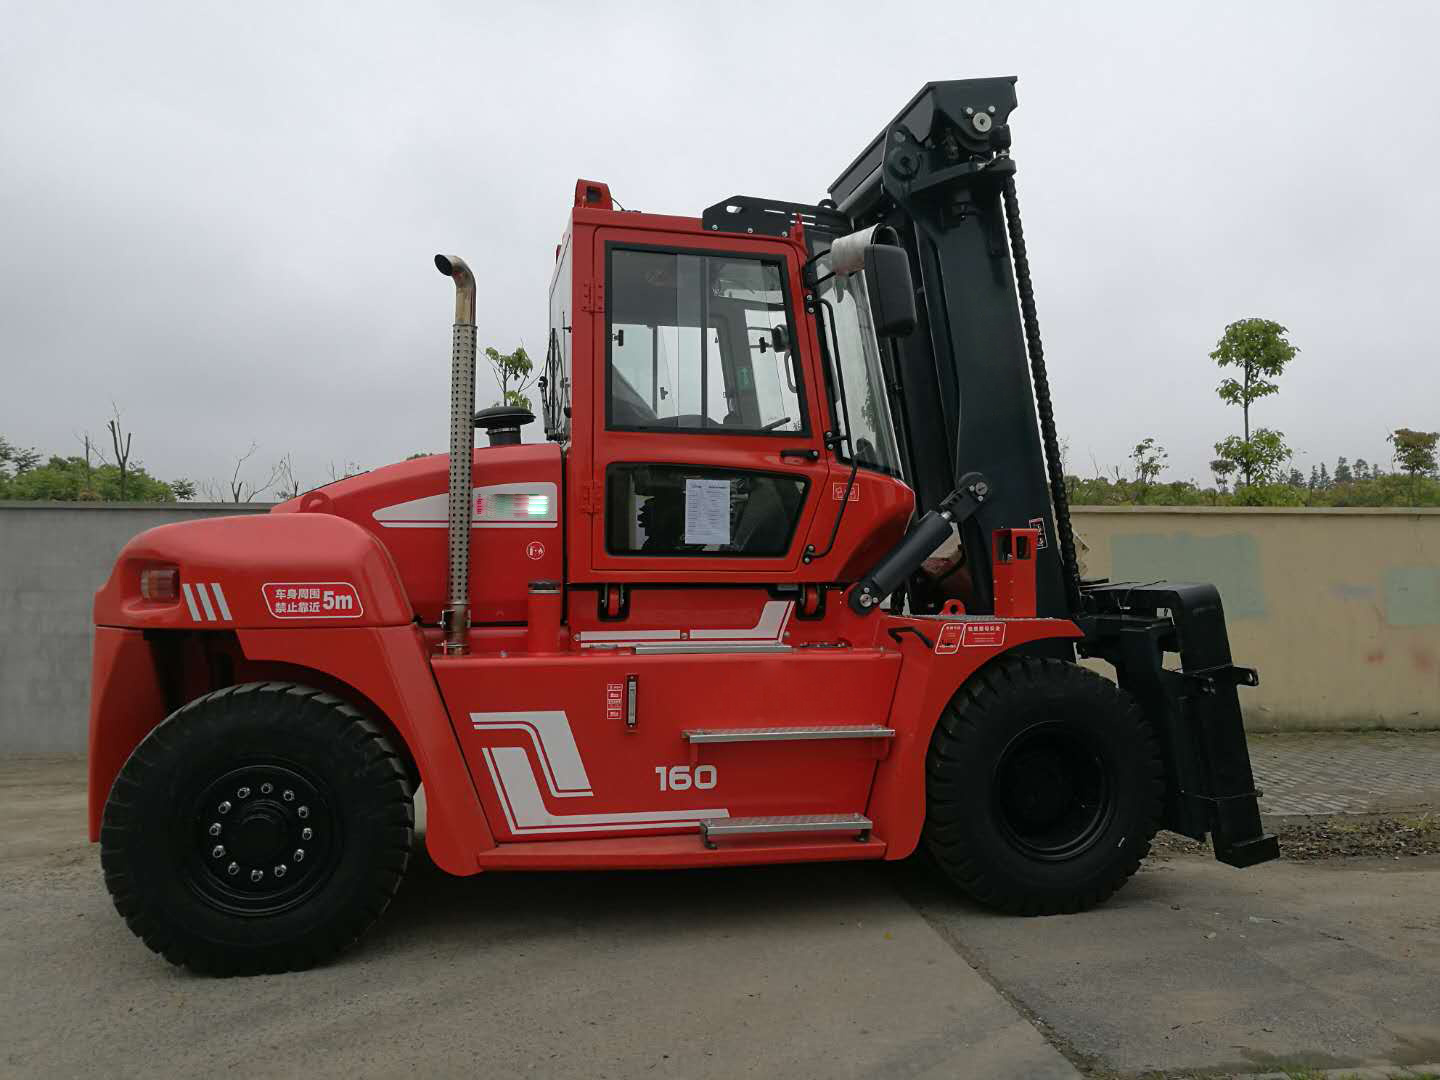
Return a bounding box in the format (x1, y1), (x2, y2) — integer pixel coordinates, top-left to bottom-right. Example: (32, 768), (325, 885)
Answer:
(1072, 507), (1440, 731)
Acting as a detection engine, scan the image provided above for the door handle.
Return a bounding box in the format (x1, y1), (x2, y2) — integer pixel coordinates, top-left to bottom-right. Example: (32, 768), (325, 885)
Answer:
(779, 448), (819, 462)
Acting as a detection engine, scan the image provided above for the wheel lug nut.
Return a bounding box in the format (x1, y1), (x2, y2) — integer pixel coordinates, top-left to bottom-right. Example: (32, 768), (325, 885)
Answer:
(237, 786), (251, 799)
(274, 864), (287, 878)
(260, 783), (273, 794)
(218, 801), (232, 814)
(282, 789), (295, 802)
(293, 848), (305, 862)
(208, 823), (222, 837)
(301, 827), (313, 841)
(227, 861), (239, 876)
(251, 869), (264, 883)
(211, 844), (225, 859)
(297, 806), (309, 819)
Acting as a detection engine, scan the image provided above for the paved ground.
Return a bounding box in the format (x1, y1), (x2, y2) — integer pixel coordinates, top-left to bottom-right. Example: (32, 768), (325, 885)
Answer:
(5, 735), (1440, 1079)
(1251, 732), (1440, 816)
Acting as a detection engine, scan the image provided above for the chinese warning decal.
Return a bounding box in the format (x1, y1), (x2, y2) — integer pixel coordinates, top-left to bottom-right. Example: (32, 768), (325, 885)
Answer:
(261, 582), (363, 619)
(605, 682), (625, 721)
(934, 620), (1007, 654)
(525, 540), (546, 561)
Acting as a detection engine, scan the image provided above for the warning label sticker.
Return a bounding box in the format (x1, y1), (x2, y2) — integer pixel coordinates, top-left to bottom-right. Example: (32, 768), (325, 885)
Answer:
(605, 681), (625, 721)
(962, 621), (1006, 647)
(934, 620), (1007, 653)
(934, 623), (965, 654)
(832, 482), (860, 502)
(1028, 517), (1048, 549)
(261, 582), (363, 619)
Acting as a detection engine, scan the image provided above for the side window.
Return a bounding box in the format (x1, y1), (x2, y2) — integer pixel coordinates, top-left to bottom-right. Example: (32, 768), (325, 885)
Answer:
(605, 464), (807, 557)
(607, 248), (805, 434)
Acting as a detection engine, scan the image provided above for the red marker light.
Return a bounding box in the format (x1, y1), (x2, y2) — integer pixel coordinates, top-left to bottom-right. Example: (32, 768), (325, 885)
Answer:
(140, 566), (180, 602)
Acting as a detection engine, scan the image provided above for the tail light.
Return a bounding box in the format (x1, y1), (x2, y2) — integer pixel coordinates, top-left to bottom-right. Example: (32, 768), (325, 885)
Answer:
(140, 566), (180, 602)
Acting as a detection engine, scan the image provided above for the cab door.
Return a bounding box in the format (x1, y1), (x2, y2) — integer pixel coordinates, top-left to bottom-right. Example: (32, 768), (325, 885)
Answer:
(588, 232), (830, 577)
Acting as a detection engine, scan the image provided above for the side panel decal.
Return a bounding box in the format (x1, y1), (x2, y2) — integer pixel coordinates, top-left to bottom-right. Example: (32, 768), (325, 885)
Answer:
(469, 709), (730, 836)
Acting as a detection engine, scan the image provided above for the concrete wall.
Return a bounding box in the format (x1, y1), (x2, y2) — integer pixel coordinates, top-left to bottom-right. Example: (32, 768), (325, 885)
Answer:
(1072, 506), (1440, 732)
(1, 503), (1436, 751)
(0, 503), (270, 752)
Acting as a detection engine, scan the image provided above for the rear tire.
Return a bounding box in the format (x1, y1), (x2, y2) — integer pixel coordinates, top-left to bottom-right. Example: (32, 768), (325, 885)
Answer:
(924, 657), (1163, 915)
(101, 682), (414, 974)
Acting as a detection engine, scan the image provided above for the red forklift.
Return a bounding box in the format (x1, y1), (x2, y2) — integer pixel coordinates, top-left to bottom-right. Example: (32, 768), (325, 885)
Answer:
(91, 78), (1276, 974)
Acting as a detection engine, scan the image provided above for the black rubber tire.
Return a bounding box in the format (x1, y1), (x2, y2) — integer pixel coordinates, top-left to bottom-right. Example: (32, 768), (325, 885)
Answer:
(101, 682), (414, 975)
(924, 657), (1163, 915)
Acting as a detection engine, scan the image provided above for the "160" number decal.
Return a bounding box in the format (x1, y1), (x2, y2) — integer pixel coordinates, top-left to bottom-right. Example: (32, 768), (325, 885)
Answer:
(655, 764), (717, 791)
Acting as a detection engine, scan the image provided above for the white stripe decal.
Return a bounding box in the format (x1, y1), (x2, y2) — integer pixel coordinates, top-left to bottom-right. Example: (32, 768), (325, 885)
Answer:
(377, 521), (559, 530)
(181, 583), (201, 622)
(578, 600), (794, 646)
(210, 583), (233, 621)
(485, 747), (726, 834)
(373, 482), (559, 527)
(194, 582), (217, 622)
(690, 600), (791, 640)
(470, 711), (592, 797)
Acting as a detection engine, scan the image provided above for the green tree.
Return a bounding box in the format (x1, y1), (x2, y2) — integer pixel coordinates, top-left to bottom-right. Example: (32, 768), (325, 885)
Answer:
(3, 455), (178, 502)
(1210, 457), (1236, 494)
(1388, 427), (1439, 502)
(1215, 428), (1291, 488)
(1334, 456), (1352, 484)
(485, 344), (536, 411)
(1210, 318), (1299, 485)
(0, 435), (42, 476)
(1129, 438), (1167, 500)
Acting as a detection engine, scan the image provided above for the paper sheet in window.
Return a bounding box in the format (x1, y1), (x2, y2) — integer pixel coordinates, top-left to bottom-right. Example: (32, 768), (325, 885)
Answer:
(683, 478), (731, 546)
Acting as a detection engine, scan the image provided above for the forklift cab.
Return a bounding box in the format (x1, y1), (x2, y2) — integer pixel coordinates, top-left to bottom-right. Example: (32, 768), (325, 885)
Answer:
(553, 190), (919, 589)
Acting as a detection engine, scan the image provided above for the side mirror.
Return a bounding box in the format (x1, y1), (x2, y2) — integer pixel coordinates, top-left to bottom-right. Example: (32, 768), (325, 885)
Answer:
(769, 325), (790, 353)
(862, 244), (917, 338)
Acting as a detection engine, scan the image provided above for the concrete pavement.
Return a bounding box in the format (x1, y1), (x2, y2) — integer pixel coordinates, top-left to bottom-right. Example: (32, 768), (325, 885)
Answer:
(6, 747), (1440, 1078)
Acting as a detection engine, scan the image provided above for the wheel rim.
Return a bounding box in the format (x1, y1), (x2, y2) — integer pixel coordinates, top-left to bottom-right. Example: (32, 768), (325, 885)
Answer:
(992, 722), (1115, 861)
(183, 763), (338, 916)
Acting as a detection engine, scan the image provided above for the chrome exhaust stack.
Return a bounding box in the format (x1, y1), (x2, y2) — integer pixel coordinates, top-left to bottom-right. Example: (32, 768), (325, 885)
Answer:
(435, 254), (476, 655)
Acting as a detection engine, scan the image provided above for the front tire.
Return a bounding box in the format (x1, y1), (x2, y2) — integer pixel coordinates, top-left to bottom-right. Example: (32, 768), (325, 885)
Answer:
(101, 682), (414, 974)
(924, 657), (1163, 915)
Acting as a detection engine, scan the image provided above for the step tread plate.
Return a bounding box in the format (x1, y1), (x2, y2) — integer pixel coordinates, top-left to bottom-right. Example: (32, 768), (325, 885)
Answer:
(683, 725), (895, 743)
(701, 812), (873, 834)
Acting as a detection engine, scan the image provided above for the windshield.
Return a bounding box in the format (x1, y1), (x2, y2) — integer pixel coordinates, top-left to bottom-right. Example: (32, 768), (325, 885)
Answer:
(607, 248), (805, 434)
(811, 249), (904, 476)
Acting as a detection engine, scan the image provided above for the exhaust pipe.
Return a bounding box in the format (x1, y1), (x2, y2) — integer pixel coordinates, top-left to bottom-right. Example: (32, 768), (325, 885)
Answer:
(435, 254), (476, 655)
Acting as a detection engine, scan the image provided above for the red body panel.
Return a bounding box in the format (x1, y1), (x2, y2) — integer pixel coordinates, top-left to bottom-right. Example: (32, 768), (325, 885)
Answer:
(93, 513), (412, 630)
(432, 646), (899, 842)
(88, 628), (166, 840)
(272, 445), (564, 624)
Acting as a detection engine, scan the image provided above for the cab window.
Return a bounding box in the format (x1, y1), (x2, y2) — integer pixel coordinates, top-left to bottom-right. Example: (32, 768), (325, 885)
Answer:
(606, 247), (805, 435)
(605, 463), (807, 557)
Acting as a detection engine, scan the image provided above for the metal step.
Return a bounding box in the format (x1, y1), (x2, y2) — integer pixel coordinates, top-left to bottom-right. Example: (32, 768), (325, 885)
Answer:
(683, 725), (895, 744)
(700, 813), (872, 849)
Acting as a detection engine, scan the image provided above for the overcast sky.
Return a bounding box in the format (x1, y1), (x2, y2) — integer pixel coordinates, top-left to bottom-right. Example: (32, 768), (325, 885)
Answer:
(4, 1), (1438, 494)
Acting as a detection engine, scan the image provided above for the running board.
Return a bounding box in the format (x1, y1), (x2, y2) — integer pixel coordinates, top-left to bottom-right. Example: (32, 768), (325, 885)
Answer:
(700, 813), (872, 849)
(683, 725), (895, 744)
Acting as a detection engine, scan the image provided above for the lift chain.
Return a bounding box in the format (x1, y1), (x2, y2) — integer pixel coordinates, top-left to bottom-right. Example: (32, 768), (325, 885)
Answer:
(1000, 174), (1083, 612)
